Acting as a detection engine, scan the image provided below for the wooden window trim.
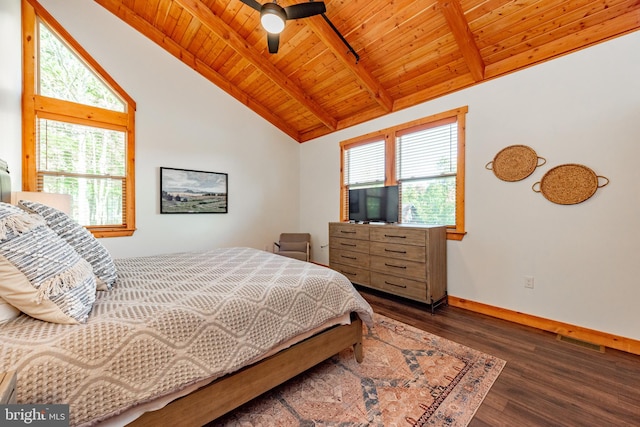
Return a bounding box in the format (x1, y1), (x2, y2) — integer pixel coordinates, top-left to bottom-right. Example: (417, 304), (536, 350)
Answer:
(340, 106), (468, 241)
(22, 0), (136, 237)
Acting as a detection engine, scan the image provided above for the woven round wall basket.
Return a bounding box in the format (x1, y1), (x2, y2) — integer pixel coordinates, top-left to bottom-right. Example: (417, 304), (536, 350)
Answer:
(532, 163), (609, 205)
(485, 145), (546, 182)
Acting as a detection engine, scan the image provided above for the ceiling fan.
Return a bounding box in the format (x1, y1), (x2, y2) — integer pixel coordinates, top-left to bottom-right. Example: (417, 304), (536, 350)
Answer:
(240, 0), (326, 53)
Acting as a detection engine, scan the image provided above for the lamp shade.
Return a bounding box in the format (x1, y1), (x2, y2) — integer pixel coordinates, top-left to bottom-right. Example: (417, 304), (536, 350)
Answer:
(260, 3), (286, 34)
(11, 191), (72, 215)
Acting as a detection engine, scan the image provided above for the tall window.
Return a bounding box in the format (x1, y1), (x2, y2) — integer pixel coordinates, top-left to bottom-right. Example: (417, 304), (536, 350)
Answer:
(22, 0), (136, 237)
(340, 107), (467, 240)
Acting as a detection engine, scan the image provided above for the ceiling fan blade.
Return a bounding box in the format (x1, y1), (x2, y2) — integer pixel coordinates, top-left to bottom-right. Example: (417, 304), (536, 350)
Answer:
(239, 0), (262, 12)
(284, 2), (326, 20)
(267, 33), (280, 53)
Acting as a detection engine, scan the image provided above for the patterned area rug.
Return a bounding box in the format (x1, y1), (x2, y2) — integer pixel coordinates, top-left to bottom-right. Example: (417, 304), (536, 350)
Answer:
(214, 313), (506, 426)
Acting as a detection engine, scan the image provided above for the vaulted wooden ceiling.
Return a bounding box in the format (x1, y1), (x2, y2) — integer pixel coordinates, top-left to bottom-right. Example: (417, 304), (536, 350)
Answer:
(94, 0), (640, 142)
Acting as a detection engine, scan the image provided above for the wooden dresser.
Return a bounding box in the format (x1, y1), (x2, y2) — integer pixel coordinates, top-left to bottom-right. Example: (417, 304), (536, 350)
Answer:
(329, 222), (447, 313)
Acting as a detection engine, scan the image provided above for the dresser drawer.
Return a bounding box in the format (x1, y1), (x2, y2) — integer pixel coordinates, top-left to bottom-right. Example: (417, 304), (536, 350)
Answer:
(330, 249), (370, 269)
(330, 236), (370, 254)
(370, 255), (426, 280)
(371, 272), (427, 302)
(370, 241), (425, 262)
(330, 223), (370, 241)
(370, 227), (425, 246)
(330, 263), (370, 286)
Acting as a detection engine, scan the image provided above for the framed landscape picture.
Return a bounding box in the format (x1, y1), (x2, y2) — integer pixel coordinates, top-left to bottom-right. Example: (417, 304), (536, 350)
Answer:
(160, 167), (228, 214)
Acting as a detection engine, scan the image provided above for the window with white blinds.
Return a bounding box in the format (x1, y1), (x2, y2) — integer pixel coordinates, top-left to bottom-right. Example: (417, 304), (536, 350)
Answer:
(344, 140), (385, 187)
(36, 118), (126, 226)
(397, 120), (457, 226)
(340, 107), (467, 240)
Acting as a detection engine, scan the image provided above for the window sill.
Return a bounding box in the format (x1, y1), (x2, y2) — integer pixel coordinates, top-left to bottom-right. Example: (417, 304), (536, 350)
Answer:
(89, 227), (136, 238)
(447, 230), (466, 241)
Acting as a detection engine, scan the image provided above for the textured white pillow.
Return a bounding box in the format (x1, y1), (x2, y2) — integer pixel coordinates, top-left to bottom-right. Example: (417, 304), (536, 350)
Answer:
(0, 202), (96, 324)
(18, 200), (117, 291)
(0, 297), (20, 324)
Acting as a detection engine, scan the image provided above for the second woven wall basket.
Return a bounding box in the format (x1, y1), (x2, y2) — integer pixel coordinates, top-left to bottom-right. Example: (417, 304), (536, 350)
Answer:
(532, 163), (609, 205)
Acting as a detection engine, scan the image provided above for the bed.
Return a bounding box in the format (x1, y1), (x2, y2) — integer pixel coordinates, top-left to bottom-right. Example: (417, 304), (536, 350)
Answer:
(0, 162), (373, 426)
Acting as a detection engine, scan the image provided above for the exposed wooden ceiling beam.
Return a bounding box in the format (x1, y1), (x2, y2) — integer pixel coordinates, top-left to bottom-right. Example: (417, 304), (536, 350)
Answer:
(437, 0), (485, 81)
(305, 15), (394, 113)
(174, 0), (338, 131)
(94, 0), (301, 140)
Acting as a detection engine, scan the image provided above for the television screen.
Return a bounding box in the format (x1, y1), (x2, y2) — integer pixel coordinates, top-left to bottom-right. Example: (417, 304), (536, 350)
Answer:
(348, 185), (399, 223)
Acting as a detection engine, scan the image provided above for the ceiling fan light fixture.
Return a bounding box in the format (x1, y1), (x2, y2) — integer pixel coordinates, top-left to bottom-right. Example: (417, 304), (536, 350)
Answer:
(260, 3), (286, 34)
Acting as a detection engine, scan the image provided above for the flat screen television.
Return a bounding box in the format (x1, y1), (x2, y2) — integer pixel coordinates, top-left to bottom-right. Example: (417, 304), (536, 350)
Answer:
(348, 185), (399, 223)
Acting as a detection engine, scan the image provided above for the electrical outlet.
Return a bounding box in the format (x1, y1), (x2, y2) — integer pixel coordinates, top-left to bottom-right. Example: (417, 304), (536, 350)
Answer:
(524, 276), (534, 289)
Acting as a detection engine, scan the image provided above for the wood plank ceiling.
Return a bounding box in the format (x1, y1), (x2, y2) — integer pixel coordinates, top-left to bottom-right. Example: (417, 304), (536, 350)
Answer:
(94, 0), (640, 142)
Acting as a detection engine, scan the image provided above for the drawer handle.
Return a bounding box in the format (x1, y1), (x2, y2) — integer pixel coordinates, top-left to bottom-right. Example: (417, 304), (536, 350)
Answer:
(384, 248), (406, 254)
(340, 230), (356, 234)
(340, 242), (357, 247)
(385, 263), (407, 269)
(384, 234), (406, 239)
(385, 280), (407, 289)
(342, 255), (357, 260)
(343, 270), (357, 276)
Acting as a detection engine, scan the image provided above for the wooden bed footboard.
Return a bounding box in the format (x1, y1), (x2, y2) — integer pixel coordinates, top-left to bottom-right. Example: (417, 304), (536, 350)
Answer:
(128, 313), (364, 426)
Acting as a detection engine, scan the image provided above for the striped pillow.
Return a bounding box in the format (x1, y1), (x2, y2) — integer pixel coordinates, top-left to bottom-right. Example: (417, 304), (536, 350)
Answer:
(0, 202), (96, 324)
(18, 200), (117, 291)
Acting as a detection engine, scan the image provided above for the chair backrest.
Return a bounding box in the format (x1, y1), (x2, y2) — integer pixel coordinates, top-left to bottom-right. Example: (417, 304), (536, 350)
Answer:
(279, 233), (311, 244)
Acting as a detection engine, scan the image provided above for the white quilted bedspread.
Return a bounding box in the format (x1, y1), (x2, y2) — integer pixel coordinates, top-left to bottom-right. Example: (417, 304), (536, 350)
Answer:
(0, 247), (373, 426)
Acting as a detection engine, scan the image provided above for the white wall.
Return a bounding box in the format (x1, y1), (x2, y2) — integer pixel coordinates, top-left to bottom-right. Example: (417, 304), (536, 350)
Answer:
(301, 32), (640, 341)
(1, 0), (300, 258)
(0, 0), (22, 184)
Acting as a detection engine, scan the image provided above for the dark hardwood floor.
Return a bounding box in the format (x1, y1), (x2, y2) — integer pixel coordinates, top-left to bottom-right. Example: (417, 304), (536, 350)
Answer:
(358, 288), (640, 427)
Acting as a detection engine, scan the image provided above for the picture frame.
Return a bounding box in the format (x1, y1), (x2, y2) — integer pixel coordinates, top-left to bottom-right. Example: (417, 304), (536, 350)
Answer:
(160, 167), (228, 214)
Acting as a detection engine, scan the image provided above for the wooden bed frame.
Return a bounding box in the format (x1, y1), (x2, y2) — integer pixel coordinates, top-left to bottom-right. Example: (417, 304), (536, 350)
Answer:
(128, 313), (363, 426)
